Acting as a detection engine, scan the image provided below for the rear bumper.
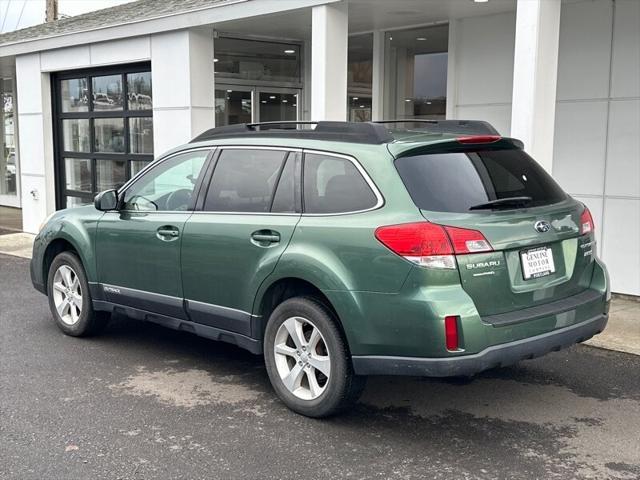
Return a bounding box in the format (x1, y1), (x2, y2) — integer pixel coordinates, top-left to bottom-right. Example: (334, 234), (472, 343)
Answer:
(352, 313), (608, 377)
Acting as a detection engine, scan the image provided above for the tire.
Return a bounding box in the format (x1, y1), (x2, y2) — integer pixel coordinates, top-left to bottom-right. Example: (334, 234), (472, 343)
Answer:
(46, 251), (109, 337)
(264, 296), (366, 417)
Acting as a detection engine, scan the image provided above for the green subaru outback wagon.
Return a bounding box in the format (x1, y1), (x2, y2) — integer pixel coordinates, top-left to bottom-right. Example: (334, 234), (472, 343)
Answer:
(31, 120), (610, 417)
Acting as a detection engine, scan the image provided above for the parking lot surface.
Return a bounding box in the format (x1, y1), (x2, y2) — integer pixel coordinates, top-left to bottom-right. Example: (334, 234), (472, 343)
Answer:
(1, 253), (639, 480)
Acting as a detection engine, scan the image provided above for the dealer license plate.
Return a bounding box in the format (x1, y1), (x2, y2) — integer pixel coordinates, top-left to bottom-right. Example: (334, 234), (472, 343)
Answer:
(521, 246), (555, 280)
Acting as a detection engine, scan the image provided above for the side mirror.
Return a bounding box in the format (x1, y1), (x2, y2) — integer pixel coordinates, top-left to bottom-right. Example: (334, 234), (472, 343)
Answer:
(94, 189), (118, 211)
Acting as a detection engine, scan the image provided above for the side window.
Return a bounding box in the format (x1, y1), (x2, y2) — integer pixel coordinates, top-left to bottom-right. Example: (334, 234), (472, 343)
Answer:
(122, 150), (209, 211)
(204, 149), (286, 212)
(271, 154), (300, 213)
(303, 153), (377, 214)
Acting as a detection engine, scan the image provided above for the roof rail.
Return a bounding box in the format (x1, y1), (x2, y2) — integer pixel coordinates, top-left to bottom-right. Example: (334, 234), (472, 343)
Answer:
(374, 119), (500, 136)
(191, 121), (394, 144)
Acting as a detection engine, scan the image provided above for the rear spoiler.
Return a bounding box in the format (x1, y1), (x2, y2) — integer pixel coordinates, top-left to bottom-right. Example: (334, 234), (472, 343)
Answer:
(392, 136), (525, 159)
(375, 119), (499, 136)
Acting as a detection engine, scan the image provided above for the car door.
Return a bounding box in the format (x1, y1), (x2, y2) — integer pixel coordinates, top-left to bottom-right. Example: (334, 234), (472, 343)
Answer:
(96, 148), (212, 317)
(181, 147), (301, 336)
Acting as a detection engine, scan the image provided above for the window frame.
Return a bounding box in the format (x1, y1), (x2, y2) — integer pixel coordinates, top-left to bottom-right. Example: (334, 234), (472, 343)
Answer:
(270, 151), (302, 214)
(52, 62), (154, 209)
(190, 146), (383, 216)
(199, 146), (300, 215)
(115, 147), (215, 213)
(301, 149), (384, 216)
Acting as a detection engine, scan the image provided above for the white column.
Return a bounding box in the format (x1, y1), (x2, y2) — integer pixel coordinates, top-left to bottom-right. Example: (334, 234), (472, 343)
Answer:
(311, 1), (348, 121)
(302, 39), (313, 121)
(510, 0), (561, 172)
(445, 19), (458, 120)
(151, 27), (214, 155)
(15, 53), (55, 233)
(371, 30), (385, 121)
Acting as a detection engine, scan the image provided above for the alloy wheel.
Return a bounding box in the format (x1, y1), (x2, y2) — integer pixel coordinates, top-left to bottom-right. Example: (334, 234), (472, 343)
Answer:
(274, 316), (331, 400)
(52, 265), (83, 326)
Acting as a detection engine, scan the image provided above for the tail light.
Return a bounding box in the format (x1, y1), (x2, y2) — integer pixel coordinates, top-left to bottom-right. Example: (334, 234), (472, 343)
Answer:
(580, 207), (594, 235)
(444, 225), (492, 254)
(374, 222), (492, 269)
(445, 316), (459, 351)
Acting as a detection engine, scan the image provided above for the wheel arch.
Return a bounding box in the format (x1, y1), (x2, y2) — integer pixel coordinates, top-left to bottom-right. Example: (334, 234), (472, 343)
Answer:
(252, 276), (362, 351)
(42, 235), (90, 286)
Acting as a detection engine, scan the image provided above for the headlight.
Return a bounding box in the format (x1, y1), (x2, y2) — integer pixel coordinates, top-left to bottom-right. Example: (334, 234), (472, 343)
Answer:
(39, 212), (56, 233)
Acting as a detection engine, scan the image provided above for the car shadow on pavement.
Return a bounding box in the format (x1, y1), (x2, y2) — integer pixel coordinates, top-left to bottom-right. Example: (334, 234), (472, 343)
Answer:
(101, 312), (636, 404)
(90, 313), (640, 480)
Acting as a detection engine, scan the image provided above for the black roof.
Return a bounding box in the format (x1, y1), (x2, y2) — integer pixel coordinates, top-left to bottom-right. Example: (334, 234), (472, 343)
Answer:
(190, 120), (499, 145)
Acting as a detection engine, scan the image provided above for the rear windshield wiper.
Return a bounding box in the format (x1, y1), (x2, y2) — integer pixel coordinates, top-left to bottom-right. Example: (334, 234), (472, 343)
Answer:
(468, 196), (533, 211)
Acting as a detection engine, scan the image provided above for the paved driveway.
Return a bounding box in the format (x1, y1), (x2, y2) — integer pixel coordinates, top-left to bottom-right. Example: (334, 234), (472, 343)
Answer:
(1, 253), (639, 480)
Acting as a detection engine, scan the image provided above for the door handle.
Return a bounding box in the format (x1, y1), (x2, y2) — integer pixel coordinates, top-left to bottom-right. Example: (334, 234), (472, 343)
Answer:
(156, 226), (180, 241)
(251, 231), (280, 244)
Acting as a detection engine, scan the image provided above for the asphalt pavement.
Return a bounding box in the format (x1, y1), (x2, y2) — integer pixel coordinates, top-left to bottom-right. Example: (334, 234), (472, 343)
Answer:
(1, 253), (639, 480)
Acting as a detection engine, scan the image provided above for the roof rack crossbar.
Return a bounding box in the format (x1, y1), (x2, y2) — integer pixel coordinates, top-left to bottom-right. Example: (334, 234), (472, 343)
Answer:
(190, 119), (500, 144)
(191, 121), (394, 144)
(246, 121), (320, 127)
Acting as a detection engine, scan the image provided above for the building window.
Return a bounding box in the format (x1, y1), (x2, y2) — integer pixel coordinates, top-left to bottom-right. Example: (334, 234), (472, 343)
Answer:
(214, 37), (301, 84)
(1, 77), (17, 200)
(348, 33), (373, 122)
(53, 64), (153, 208)
(385, 24), (449, 120)
(213, 36), (302, 126)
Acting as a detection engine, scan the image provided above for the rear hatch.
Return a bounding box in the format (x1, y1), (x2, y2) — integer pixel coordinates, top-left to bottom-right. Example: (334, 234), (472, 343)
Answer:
(392, 138), (596, 317)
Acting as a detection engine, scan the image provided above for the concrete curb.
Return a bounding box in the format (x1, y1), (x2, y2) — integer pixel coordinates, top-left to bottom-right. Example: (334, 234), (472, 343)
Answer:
(0, 232), (34, 259)
(584, 299), (640, 356)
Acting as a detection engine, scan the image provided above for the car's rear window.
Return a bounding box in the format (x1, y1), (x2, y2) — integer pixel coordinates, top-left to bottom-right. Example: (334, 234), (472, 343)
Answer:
(395, 149), (567, 213)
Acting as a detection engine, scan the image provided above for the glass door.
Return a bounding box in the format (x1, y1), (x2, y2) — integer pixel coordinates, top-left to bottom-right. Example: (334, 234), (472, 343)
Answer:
(215, 85), (300, 126)
(348, 95), (372, 122)
(215, 85), (253, 126)
(348, 33), (373, 122)
(384, 24), (449, 120)
(256, 88), (299, 123)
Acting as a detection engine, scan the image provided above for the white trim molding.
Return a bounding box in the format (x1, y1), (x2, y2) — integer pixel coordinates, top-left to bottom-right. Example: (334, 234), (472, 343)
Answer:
(510, 0), (561, 173)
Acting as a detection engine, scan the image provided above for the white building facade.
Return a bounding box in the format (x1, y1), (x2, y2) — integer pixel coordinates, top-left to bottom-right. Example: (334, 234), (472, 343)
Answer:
(0, 0), (638, 295)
